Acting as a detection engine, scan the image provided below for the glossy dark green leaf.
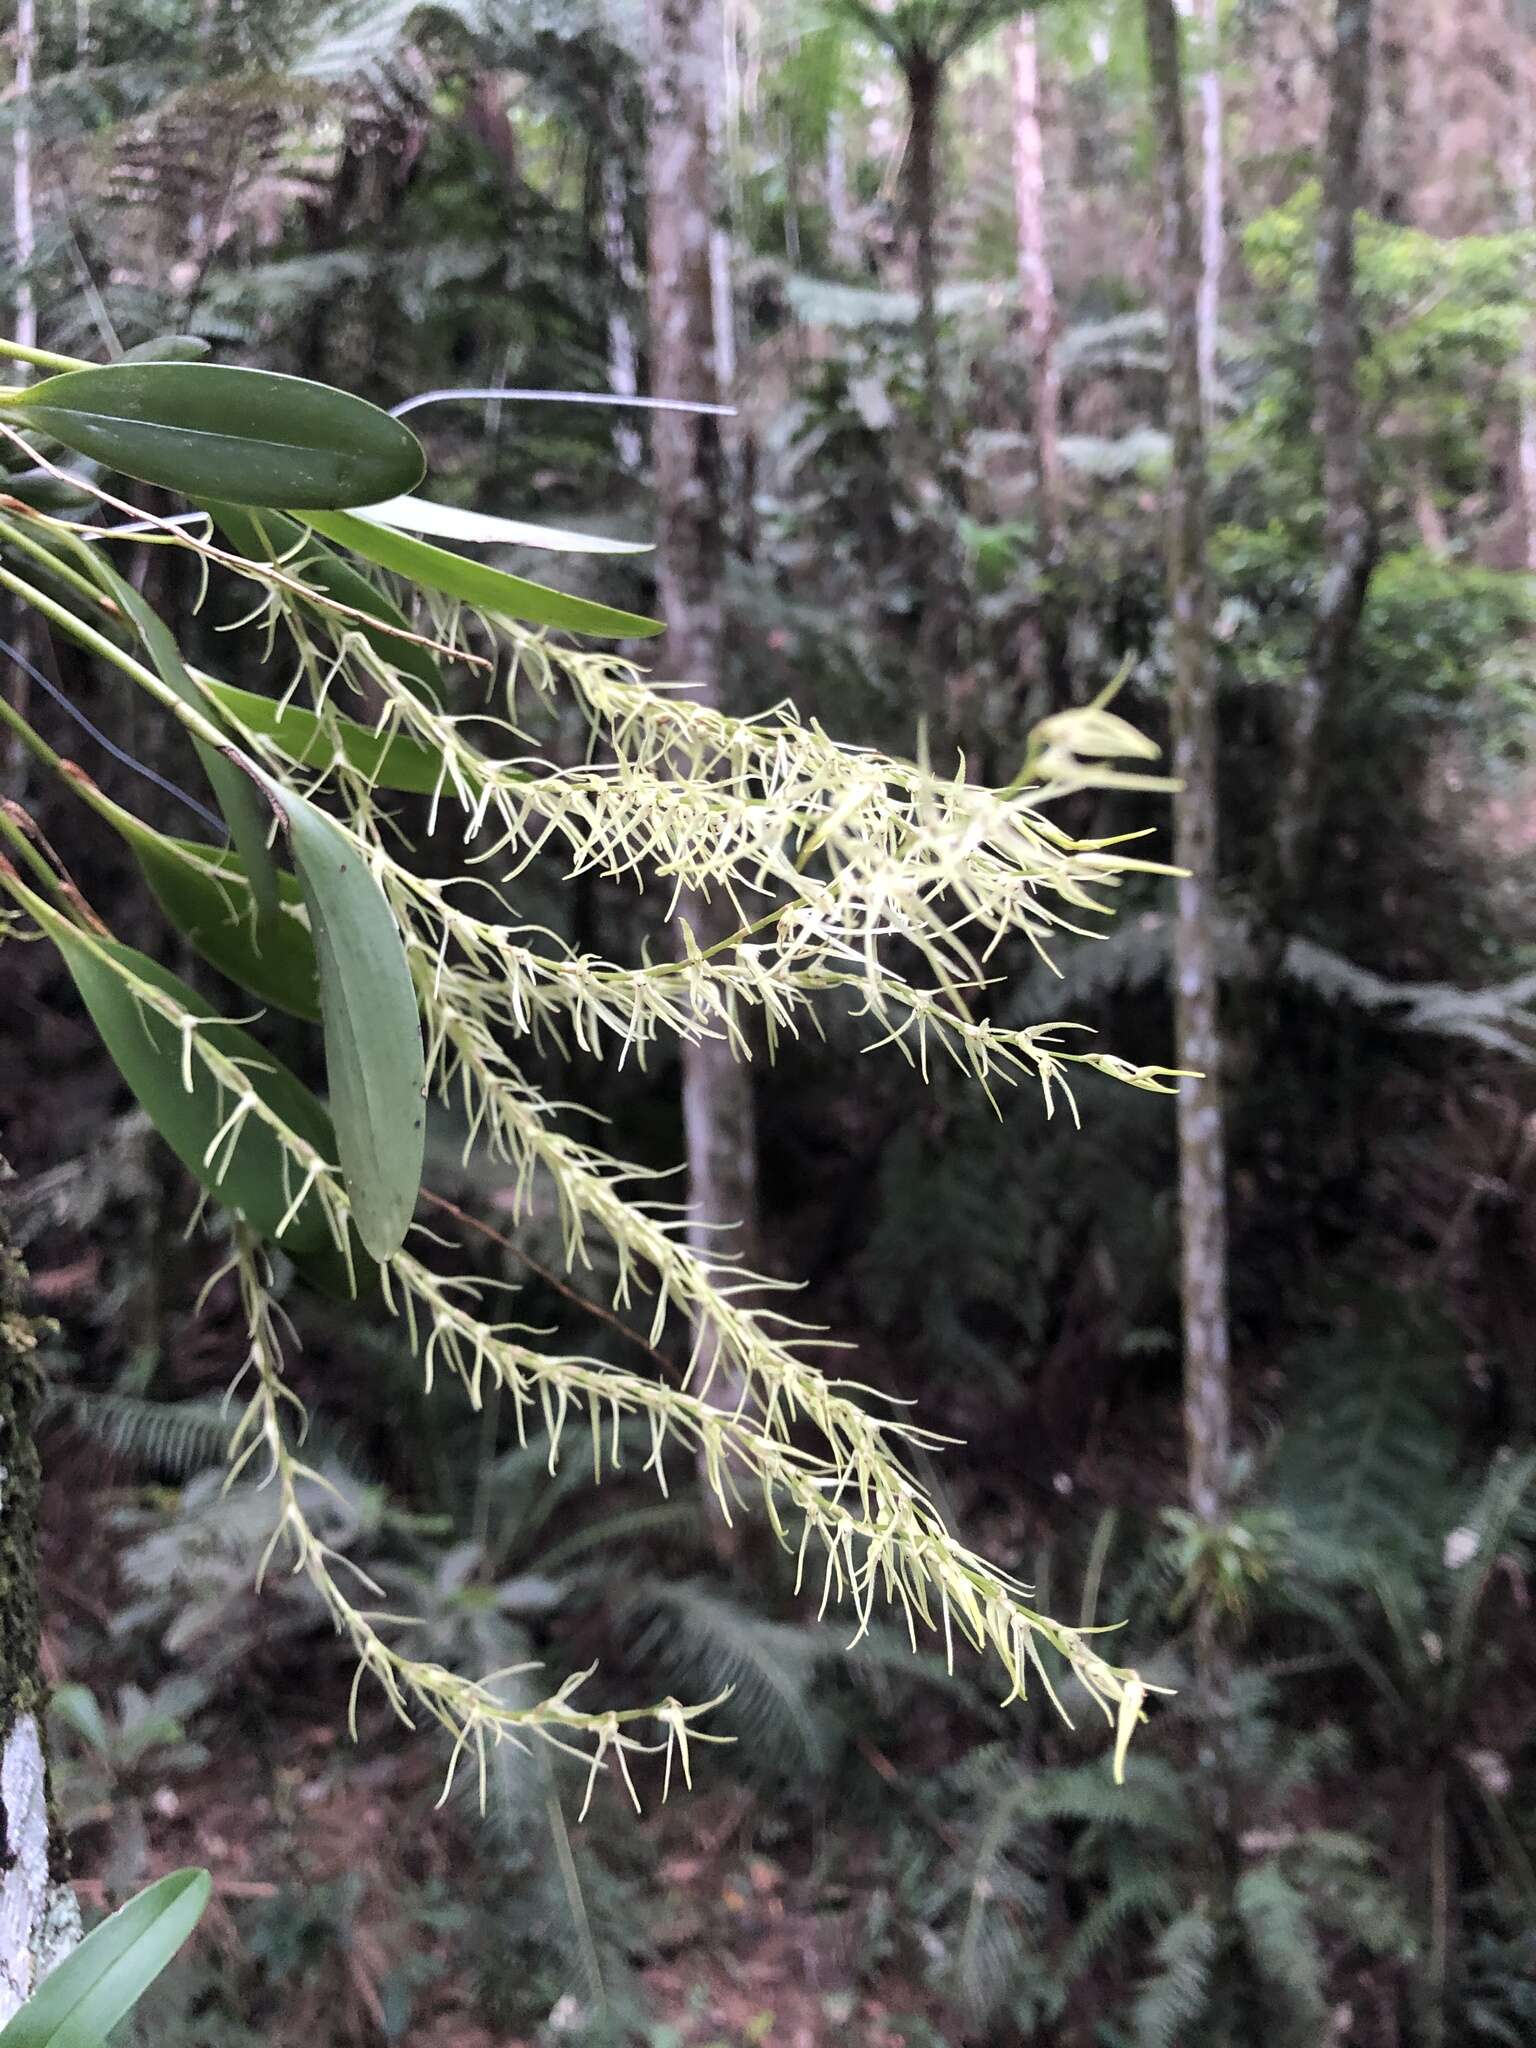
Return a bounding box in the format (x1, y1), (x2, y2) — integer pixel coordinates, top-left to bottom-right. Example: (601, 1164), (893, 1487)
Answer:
(0, 363), (426, 509)
(203, 502), (442, 702)
(0, 1868), (211, 2048)
(257, 774), (426, 1260)
(302, 509), (663, 640)
(46, 908), (337, 1257)
(199, 678), (451, 796)
(73, 545), (282, 918)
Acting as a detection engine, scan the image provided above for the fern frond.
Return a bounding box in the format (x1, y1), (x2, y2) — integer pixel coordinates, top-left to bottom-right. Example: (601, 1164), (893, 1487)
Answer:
(1131, 1907), (1218, 2048)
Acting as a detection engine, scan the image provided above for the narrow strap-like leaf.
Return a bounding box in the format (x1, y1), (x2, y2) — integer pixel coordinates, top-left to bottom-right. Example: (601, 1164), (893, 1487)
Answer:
(202, 502), (442, 703)
(0, 1868), (211, 2048)
(301, 509), (663, 640)
(197, 678), (450, 796)
(352, 493), (651, 556)
(71, 542), (282, 917)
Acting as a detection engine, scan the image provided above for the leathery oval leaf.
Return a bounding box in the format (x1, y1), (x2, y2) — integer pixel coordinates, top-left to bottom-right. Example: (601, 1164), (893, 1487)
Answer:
(0, 362), (425, 509)
(197, 678), (450, 797)
(300, 509), (664, 639)
(202, 501), (442, 703)
(74, 543), (282, 917)
(256, 774), (426, 1260)
(44, 913), (337, 1258)
(0, 1867), (211, 2048)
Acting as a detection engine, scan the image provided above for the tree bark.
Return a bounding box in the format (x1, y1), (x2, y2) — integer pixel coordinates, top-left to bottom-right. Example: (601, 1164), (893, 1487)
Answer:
(1009, 14), (1062, 534)
(11, 0), (37, 354)
(1194, 0), (1223, 411)
(0, 1203), (79, 2019)
(1144, 0), (1232, 1528)
(1275, 0), (1376, 908)
(904, 50), (946, 438)
(644, 0), (760, 1288)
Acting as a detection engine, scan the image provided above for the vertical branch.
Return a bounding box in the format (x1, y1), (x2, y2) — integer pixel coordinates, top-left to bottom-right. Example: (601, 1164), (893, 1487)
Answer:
(0, 1202), (79, 2019)
(1275, 0), (1376, 907)
(1144, 0), (1232, 1529)
(644, 0), (760, 1284)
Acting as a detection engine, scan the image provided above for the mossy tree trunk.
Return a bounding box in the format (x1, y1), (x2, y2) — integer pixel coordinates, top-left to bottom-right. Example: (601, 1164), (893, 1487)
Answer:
(0, 1205), (79, 2020)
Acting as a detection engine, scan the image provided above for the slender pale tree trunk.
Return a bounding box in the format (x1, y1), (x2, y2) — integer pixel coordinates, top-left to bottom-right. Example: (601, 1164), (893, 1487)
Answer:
(1144, 0), (1231, 1530)
(1010, 14), (1062, 533)
(1276, 0), (1376, 906)
(1510, 16), (1536, 571)
(0, 1208), (79, 2018)
(12, 0), (37, 354)
(826, 107), (858, 271)
(644, 0), (760, 1293)
(600, 151), (643, 473)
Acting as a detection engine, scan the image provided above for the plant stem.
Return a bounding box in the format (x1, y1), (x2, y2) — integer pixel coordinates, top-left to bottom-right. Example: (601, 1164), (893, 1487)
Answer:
(0, 559), (229, 753)
(0, 512), (124, 617)
(0, 337), (91, 375)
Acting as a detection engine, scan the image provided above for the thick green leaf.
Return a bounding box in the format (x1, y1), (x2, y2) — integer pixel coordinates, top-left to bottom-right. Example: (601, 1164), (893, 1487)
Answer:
(203, 502), (442, 702)
(130, 824), (320, 1021)
(302, 509), (663, 640)
(46, 910), (337, 1256)
(0, 363), (425, 509)
(0, 1868), (210, 2048)
(117, 335), (211, 365)
(199, 678), (451, 796)
(1, 464), (99, 513)
(257, 775), (425, 1260)
(73, 545), (282, 918)
(354, 494), (651, 556)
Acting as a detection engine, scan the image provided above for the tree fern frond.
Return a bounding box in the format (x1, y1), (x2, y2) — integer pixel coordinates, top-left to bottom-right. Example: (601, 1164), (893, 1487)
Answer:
(613, 1580), (832, 1778)
(1234, 1864), (1327, 2042)
(43, 1392), (233, 1480)
(1131, 1907), (1218, 2048)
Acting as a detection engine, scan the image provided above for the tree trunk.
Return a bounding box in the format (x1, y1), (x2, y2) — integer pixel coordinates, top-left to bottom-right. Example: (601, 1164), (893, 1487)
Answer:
(1144, 0), (1232, 1529)
(12, 0), (36, 354)
(600, 146), (643, 474)
(1275, 0), (1376, 908)
(904, 51), (946, 438)
(1009, 14), (1062, 534)
(644, 0), (760, 1287)
(0, 1205), (79, 2019)
(1195, 0), (1224, 410)
(826, 108), (858, 271)
(1510, 15), (1536, 572)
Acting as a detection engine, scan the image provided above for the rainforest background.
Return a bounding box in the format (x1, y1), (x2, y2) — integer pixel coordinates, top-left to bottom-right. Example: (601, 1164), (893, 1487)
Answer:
(3, 0), (1536, 2043)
